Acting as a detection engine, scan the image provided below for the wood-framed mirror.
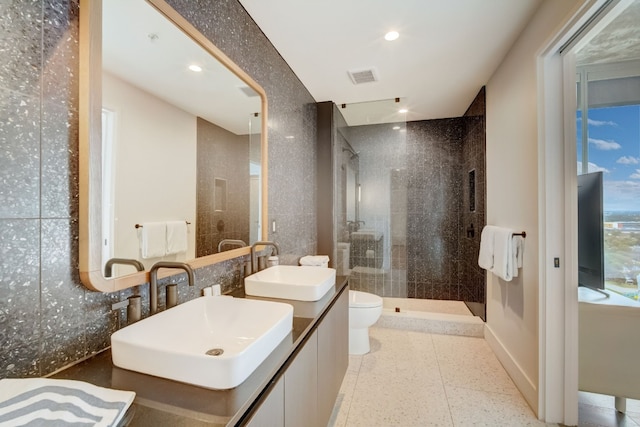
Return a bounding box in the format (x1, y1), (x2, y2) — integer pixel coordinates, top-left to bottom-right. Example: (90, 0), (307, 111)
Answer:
(79, 0), (269, 292)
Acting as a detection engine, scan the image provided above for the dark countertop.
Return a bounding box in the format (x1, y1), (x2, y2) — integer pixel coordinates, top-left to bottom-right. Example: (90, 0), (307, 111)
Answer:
(53, 276), (349, 427)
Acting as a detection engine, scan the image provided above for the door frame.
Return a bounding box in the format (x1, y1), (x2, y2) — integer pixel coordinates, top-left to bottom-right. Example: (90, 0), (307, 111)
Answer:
(538, 0), (631, 423)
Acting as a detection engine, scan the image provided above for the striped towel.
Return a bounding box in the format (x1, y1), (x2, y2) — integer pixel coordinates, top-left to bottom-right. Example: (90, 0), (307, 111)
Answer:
(0, 378), (135, 427)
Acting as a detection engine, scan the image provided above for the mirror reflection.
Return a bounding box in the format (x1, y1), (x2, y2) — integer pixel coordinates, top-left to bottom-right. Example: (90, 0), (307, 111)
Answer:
(101, 0), (262, 279)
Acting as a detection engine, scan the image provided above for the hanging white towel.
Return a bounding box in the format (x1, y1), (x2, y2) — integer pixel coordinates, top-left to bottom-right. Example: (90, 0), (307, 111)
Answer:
(0, 378), (135, 427)
(139, 221), (166, 259)
(490, 227), (517, 281)
(511, 235), (525, 278)
(166, 221), (188, 255)
(478, 226), (498, 270)
(300, 255), (330, 267)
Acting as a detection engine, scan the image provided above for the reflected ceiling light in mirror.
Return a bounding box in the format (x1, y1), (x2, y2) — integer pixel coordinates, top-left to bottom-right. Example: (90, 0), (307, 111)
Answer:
(188, 64), (202, 72)
(392, 126), (400, 130)
(384, 31), (399, 41)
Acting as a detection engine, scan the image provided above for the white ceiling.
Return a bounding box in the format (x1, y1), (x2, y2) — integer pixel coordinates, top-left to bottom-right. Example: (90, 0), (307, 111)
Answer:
(103, 0), (260, 135)
(238, 0), (544, 123)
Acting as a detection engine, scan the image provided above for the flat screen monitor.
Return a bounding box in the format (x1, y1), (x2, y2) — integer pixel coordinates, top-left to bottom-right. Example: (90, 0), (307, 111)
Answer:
(578, 171), (604, 289)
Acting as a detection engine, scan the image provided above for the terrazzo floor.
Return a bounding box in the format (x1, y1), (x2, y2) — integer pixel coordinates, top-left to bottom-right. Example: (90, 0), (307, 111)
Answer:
(328, 323), (640, 426)
(329, 326), (550, 426)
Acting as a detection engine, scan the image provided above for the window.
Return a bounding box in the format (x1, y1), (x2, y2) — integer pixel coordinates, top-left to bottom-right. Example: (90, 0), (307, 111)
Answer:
(577, 64), (640, 301)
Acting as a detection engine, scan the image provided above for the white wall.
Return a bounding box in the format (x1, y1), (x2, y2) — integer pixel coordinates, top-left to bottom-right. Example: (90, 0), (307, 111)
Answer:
(485, 0), (585, 415)
(103, 72), (197, 271)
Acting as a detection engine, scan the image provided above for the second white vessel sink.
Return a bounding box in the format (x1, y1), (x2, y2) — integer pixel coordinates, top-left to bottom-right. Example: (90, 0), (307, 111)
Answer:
(245, 265), (336, 301)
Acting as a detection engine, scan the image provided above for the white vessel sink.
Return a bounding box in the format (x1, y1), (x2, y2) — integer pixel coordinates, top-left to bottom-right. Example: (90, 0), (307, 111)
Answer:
(245, 265), (336, 301)
(111, 296), (293, 390)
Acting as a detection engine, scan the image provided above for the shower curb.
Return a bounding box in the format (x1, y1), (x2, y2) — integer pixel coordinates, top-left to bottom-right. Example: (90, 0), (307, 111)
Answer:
(376, 309), (484, 338)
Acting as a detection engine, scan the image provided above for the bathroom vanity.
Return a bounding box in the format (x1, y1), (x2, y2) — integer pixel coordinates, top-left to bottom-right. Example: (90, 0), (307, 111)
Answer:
(53, 277), (349, 426)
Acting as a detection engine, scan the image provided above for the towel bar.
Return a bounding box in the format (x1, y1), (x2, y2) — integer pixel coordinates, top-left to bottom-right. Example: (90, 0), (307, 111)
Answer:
(135, 221), (191, 229)
(513, 231), (526, 238)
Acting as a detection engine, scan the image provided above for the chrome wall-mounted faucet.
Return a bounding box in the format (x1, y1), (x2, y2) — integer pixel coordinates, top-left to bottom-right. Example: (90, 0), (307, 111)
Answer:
(250, 241), (280, 274)
(148, 262), (195, 314)
(104, 258), (145, 277)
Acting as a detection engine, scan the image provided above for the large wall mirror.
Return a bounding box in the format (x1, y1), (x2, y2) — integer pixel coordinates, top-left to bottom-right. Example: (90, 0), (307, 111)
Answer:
(79, 0), (269, 292)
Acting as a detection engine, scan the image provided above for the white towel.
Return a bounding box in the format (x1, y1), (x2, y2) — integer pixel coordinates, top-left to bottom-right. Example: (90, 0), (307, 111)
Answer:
(491, 227), (515, 281)
(300, 255), (330, 267)
(166, 221), (188, 255)
(511, 235), (525, 278)
(478, 226), (497, 270)
(0, 378), (135, 427)
(139, 222), (167, 259)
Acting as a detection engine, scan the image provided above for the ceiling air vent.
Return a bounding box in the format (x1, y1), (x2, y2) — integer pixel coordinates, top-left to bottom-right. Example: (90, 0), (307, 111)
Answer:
(348, 68), (378, 85)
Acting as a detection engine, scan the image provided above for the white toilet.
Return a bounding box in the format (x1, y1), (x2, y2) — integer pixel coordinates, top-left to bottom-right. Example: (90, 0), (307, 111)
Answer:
(348, 290), (383, 355)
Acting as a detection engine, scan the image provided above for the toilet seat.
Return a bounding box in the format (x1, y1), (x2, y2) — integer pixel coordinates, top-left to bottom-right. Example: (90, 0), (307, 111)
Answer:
(349, 290), (382, 308)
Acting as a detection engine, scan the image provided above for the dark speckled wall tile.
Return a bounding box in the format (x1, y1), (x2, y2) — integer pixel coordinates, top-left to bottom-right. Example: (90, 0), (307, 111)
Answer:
(0, 0), (42, 95)
(84, 289), (122, 322)
(41, 105), (79, 218)
(42, 0), (79, 111)
(166, 0), (318, 262)
(41, 0), (79, 219)
(41, 219), (84, 332)
(40, 324), (86, 374)
(405, 119), (464, 300)
(1, 342), (40, 378)
(0, 219), (41, 349)
(0, 89), (41, 218)
(84, 312), (117, 357)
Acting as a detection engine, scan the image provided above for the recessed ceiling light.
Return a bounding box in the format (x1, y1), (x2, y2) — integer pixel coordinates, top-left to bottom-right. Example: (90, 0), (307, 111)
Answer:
(188, 64), (202, 72)
(398, 108), (408, 114)
(385, 31), (399, 41)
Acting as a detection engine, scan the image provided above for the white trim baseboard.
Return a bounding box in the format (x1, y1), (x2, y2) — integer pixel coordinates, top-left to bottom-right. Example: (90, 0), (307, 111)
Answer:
(484, 324), (539, 415)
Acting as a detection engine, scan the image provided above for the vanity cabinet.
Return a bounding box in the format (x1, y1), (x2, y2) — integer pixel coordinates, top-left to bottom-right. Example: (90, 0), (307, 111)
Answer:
(245, 377), (284, 427)
(244, 286), (349, 427)
(284, 329), (318, 426)
(317, 287), (349, 425)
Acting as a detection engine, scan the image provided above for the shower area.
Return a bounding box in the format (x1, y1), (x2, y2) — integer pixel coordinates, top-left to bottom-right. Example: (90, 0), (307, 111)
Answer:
(318, 91), (487, 319)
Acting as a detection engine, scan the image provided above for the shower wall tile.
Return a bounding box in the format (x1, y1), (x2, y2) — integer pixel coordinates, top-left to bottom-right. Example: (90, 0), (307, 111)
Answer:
(406, 119), (463, 301)
(334, 89), (485, 310)
(461, 88), (487, 319)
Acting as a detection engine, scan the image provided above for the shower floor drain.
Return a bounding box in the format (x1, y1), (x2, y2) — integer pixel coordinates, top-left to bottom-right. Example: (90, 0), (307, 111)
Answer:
(205, 348), (224, 356)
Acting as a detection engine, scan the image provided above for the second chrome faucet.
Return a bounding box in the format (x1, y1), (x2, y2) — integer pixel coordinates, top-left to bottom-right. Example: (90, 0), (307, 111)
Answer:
(148, 261), (195, 315)
(250, 241), (280, 274)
